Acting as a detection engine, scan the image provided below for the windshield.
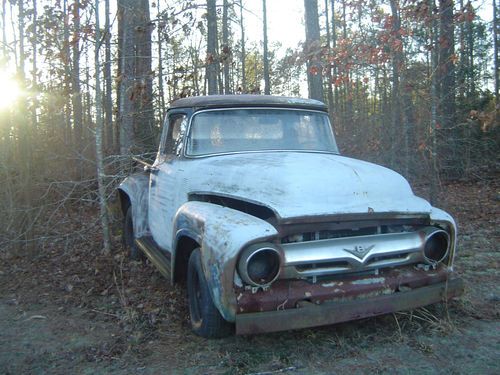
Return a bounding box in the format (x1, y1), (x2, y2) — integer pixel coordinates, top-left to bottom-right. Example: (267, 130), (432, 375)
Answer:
(186, 108), (339, 156)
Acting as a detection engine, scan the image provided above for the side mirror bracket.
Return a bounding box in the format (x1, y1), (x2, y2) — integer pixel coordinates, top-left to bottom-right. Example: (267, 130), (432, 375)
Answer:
(132, 157), (158, 172)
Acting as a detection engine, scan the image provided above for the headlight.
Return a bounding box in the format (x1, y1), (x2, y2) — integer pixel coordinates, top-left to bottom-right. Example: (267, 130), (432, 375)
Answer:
(238, 243), (281, 287)
(423, 228), (450, 263)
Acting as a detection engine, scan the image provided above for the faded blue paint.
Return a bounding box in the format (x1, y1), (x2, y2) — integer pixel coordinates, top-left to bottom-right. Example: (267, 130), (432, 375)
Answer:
(177, 152), (432, 219)
(118, 101), (459, 324)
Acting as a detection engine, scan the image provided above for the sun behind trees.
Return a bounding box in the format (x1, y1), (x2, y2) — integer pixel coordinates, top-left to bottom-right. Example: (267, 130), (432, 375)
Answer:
(0, 0), (497, 252)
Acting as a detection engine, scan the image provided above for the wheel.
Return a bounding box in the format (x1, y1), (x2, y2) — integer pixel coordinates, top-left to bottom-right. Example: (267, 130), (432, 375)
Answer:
(123, 206), (143, 261)
(187, 249), (232, 338)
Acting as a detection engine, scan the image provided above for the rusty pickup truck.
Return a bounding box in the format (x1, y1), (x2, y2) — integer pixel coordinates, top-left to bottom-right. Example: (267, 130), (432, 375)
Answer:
(118, 95), (463, 338)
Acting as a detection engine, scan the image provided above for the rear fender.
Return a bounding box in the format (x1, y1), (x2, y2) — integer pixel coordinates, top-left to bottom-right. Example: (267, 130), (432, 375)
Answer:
(173, 201), (278, 322)
(118, 173), (150, 238)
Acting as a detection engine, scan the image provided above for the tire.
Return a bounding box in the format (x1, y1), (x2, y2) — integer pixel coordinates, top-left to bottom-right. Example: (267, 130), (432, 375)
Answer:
(123, 206), (143, 261)
(187, 249), (233, 338)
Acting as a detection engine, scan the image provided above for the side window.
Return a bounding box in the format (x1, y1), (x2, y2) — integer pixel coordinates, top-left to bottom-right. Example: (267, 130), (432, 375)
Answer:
(164, 114), (187, 155)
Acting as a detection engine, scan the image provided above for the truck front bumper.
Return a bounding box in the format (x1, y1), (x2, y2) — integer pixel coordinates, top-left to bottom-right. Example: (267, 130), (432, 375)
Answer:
(235, 276), (464, 335)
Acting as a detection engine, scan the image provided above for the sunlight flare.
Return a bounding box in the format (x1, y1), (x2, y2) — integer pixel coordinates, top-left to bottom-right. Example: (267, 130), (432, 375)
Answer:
(0, 71), (21, 110)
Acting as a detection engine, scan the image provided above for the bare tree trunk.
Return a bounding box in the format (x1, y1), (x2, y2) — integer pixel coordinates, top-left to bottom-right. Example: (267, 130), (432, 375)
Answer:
(0, 0), (8, 154)
(31, 0), (37, 134)
(401, 68), (416, 175)
(239, 0), (246, 93)
(190, 41), (202, 96)
(72, 0), (83, 179)
(325, 0), (334, 123)
(115, 0), (155, 155)
(494, 0), (499, 118)
(429, 0), (439, 204)
(216, 26), (223, 94)
(390, 2), (415, 176)
(94, 0), (111, 254)
(85, 61), (92, 142)
(263, 0), (270, 95)
(342, 0), (351, 124)
(172, 41), (178, 98)
(134, 0), (155, 150)
(458, 0), (466, 101)
(466, 1), (475, 96)
(304, 0), (323, 101)
(63, 0), (72, 145)
(157, 0), (166, 119)
(438, 0), (457, 174)
(222, 0), (231, 94)
(206, 0), (218, 95)
(330, 0), (337, 48)
(17, 2), (26, 174)
(389, 0), (401, 169)
(119, 0), (135, 157)
(116, 0), (124, 153)
(17, 0), (33, 252)
(104, 0), (113, 153)
(331, 0), (339, 120)
(9, 2), (18, 67)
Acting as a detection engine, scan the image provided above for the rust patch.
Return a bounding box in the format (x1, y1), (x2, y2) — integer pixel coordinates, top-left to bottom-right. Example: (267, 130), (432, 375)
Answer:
(235, 265), (451, 314)
(235, 277), (464, 335)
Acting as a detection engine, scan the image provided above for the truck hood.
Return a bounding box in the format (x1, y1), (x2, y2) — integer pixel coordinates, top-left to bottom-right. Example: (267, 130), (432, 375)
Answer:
(184, 152), (431, 220)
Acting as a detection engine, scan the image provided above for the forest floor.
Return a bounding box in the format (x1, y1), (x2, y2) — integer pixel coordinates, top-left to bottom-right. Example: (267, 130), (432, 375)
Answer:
(1, 175), (499, 375)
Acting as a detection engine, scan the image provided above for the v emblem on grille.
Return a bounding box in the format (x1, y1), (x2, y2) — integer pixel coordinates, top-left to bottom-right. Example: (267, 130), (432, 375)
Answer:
(343, 244), (375, 259)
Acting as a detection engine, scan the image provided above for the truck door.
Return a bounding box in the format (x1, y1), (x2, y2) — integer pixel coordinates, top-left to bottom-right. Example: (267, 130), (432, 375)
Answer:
(148, 112), (188, 251)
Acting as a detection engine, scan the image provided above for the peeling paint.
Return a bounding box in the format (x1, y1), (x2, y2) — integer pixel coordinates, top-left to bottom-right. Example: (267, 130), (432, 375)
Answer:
(175, 152), (433, 220)
(173, 201), (278, 320)
(118, 173), (150, 238)
(321, 282), (339, 287)
(351, 277), (386, 285)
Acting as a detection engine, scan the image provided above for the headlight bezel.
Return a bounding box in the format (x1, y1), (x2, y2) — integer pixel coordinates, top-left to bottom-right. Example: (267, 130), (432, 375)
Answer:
(237, 243), (281, 287)
(429, 219), (457, 268)
(423, 228), (450, 264)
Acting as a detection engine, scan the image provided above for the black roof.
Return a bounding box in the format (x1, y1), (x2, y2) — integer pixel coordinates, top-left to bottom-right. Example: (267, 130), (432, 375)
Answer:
(169, 95), (328, 112)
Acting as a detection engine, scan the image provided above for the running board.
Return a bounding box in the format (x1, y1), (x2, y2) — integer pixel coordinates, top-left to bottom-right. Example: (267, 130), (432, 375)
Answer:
(135, 237), (172, 280)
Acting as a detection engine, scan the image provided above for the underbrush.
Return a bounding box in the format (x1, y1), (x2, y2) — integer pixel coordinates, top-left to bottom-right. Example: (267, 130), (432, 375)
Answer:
(0, 174), (498, 373)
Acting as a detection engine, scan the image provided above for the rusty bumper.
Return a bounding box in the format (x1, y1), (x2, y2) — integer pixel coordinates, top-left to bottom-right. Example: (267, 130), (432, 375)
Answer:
(235, 277), (464, 335)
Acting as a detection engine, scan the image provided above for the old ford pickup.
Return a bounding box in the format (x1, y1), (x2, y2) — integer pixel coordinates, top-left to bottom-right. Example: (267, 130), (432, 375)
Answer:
(117, 95), (463, 338)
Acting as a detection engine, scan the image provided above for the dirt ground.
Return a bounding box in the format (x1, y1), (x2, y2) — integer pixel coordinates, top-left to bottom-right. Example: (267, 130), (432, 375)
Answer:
(1, 176), (499, 375)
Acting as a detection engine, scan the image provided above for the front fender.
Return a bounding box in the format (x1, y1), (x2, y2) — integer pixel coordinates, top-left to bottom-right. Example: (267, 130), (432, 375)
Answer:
(173, 201), (278, 322)
(118, 173), (150, 238)
(430, 206), (458, 267)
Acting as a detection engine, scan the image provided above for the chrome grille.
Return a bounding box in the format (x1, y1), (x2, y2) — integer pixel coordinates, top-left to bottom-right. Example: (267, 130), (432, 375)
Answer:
(280, 228), (438, 280)
(281, 224), (422, 244)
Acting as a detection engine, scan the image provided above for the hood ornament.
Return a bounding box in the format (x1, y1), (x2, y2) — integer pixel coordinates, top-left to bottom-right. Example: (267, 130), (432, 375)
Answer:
(343, 244), (375, 259)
